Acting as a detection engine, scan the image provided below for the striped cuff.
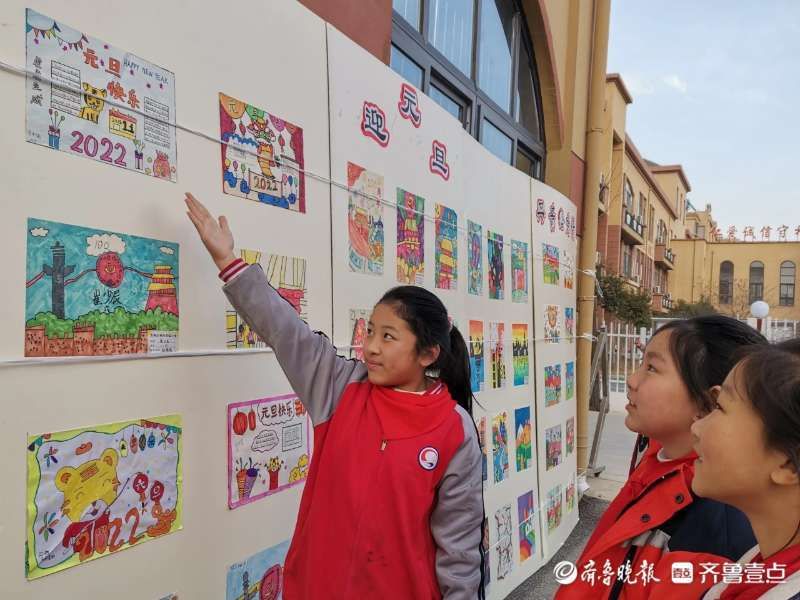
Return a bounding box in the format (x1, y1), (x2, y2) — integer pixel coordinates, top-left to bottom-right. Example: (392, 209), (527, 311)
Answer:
(219, 258), (247, 283)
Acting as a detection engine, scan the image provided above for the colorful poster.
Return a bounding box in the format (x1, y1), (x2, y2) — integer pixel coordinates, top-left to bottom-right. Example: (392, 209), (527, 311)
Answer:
(514, 407), (532, 472)
(467, 220), (483, 296)
(226, 539), (290, 600)
(565, 307), (575, 341)
(488, 231), (504, 300)
(494, 503), (514, 580)
(566, 417), (575, 456)
(546, 424), (562, 471)
(543, 243), (560, 285)
(349, 308), (371, 360)
(489, 321), (507, 389)
(396, 188), (425, 284)
(25, 10), (177, 181)
(544, 364), (562, 407)
(25, 415), (182, 579)
(566, 477), (576, 513)
(517, 491), (535, 563)
(226, 250), (307, 348)
(469, 320), (485, 393)
(546, 485), (563, 532)
(434, 204), (458, 290)
(479, 416), (488, 484)
(347, 162), (384, 275)
(565, 361), (575, 400)
(544, 304), (561, 343)
(512, 323), (529, 386)
(562, 252), (574, 290)
(482, 516), (491, 592)
(492, 411), (509, 484)
(228, 395), (310, 509)
(219, 93), (304, 212)
(511, 240), (528, 303)
(25, 218), (179, 357)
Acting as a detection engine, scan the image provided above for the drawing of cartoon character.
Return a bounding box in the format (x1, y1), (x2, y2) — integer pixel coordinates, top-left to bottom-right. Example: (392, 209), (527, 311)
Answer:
(78, 82), (107, 124)
(266, 456), (284, 490)
(289, 454), (309, 483)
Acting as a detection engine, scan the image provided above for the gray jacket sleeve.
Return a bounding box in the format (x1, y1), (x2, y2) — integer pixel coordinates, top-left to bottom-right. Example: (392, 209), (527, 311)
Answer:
(223, 264), (367, 425)
(430, 406), (484, 599)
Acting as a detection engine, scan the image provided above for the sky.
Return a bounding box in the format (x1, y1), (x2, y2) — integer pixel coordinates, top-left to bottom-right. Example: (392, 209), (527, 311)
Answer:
(607, 1), (800, 237)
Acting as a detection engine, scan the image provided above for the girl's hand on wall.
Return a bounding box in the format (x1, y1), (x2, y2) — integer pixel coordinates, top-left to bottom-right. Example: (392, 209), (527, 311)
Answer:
(184, 192), (237, 271)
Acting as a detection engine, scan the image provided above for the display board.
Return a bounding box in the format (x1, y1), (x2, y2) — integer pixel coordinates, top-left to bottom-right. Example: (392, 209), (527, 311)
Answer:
(0, 2), (577, 598)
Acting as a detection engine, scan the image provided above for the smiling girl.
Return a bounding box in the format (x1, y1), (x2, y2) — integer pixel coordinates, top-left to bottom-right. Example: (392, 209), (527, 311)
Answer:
(693, 339), (800, 599)
(556, 316), (766, 600)
(185, 193), (484, 600)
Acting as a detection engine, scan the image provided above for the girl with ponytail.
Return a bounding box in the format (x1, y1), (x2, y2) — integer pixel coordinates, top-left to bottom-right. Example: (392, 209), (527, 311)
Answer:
(186, 193), (484, 600)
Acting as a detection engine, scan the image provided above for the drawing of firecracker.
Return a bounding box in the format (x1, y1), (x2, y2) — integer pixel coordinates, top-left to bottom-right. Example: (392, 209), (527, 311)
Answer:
(47, 109), (65, 149)
(133, 139), (145, 170)
(266, 456), (284, 490)
(235, 458), (259, 500)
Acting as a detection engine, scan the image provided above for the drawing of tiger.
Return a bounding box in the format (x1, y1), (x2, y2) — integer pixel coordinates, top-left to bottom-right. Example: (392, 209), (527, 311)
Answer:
(78, 82), (107, 124)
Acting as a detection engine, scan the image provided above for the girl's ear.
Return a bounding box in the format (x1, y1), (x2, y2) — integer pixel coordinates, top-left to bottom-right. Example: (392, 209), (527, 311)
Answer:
(419, 344), (441, 369)
(770, 456), (800, 487)
(709, 385), (721, 400)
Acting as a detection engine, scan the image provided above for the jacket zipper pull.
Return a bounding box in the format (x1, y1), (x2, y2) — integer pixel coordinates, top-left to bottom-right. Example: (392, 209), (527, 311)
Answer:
(380, 440), (387, 451)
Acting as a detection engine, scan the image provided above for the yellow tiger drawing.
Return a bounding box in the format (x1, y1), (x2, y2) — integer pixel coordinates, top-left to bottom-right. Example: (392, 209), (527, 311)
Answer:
(78, 82), (107, 124)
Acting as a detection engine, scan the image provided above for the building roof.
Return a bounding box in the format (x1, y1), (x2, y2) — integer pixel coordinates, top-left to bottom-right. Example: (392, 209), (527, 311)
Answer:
(649, 164), (692, 193)
(606, 73), (633, 104)
(624, 134), (678, 219)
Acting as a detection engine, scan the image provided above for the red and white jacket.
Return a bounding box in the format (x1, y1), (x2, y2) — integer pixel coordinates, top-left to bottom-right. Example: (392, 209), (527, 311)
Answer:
(222, 262), (484, 599)
(702, 544), (800, 599)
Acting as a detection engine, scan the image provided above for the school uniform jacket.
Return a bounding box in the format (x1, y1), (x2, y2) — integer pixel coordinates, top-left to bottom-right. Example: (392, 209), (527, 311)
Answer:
(702, 544), (800, 600)
(223, 263), (484, 600)
(555, 439), (755, 600)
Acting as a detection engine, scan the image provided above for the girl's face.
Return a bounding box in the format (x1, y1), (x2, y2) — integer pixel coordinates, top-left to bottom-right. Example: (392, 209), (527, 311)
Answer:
(625, 330), (698, 441)
(691, 364), (787, 507)
(364, 303), (438, 389)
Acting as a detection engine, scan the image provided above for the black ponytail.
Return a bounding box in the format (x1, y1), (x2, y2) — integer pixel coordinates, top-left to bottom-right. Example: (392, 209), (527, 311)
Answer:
(378, 286), (474, 415)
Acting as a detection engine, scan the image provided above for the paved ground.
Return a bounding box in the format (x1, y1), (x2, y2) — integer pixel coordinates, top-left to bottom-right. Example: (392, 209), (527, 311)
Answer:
(507, 410), (636, 599)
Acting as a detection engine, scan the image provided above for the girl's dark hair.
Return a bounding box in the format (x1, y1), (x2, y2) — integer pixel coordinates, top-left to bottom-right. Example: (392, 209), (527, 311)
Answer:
(378, 286), (473, 415)
(656, 315), (767, 414)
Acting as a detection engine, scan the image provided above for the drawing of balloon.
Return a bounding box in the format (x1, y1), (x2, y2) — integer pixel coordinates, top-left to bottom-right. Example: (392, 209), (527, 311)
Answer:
(147, 432), (156, 448)
(133, 473), (149, 505)
(130, 434), (138, 454)
(139, 433), (146, 451)
(251, 429), (279, 453)
(150, 480), (164, 503)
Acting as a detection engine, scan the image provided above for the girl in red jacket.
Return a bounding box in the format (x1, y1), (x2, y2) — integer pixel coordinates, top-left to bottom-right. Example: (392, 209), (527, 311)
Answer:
(691, 338), (800, 599)
(556, 316), (765, 600)
(185, 193), (485, 599)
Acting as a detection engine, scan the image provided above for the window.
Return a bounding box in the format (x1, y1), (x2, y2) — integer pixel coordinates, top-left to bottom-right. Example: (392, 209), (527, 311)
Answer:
(656, 220), (668, 245)
(749, 261), (764, 304)
(391, 0), (545, 177)
(695, 223), (706, 239)
(623, 178), (633, 209)
(648, 206), (655, 242)
(622, 243), (633, 279)
(780, 261), (796, 306)
(719, 261), (733, 305)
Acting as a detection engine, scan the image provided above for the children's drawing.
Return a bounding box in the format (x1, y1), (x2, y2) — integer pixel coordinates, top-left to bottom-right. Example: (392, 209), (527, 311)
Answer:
(469, 320), (485, 393)
(565, 307), (575, 341)
(479, 416), (488, 484)
(25, 218), (178, 357)
(517, 491), (535, 563)
(562, 252), (574, 289)
(494, 503), (514, 580)
(482, 516), (491, 592)
(566, 477), (576, 513)
(546, 424), (562, 471)
(546, 485), (563, 532)
(347, 162), (384, 275)
(544, 364), (562, 407)
(467, 220), (483, 296)
(25, 10), (177, 181)
(488, 231), (504, 300)
(226, 250), (307, 348)
(489, 322), (507, 389)
(565, 361), (575, 400)
(434, 204), (458, 290)
(396, 189), (425, 284)
(544, 304), (561, 343)
(512, 323), (529, 386)
(349, 308), (371, 360)
(514, 406), (532, 472)
(492, 411), (509, 484)
(25, 415), (182, 579)
(228, 395), (310, 509)
(511, 240), (528, 303)
(542, 243), (559, 285)
(566, 417), (575, 457)
(226, 538), (290, 600)
(219, 93), (304, 212)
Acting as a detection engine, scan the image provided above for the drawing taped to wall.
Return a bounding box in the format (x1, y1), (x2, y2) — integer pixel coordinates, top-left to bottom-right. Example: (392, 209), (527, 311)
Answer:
(396, 188), (425, 284)
(434, 203), (458, 290)
(467, 220), (483, 296)
(347, 162), (384, 275)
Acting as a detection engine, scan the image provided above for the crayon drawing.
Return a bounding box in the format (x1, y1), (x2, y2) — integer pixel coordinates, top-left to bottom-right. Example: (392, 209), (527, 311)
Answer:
(434, 204), (458, 290)
(512, 323), (529, 386)
(514, 406), (532, 472)
(347, 162), (384, 275)
(467, 220), (483, 296)
(489, 322), (507, 389)
(396, 189), (425, 284)
(492, 411), (509, 484)
(517, 491), (535, 563)
(226, 539), (290, 600)
(510, 240), (528, 303)
(488, 231), (504, 300)
(469, 320), (485, 393)
(494, 503), (514, 580)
